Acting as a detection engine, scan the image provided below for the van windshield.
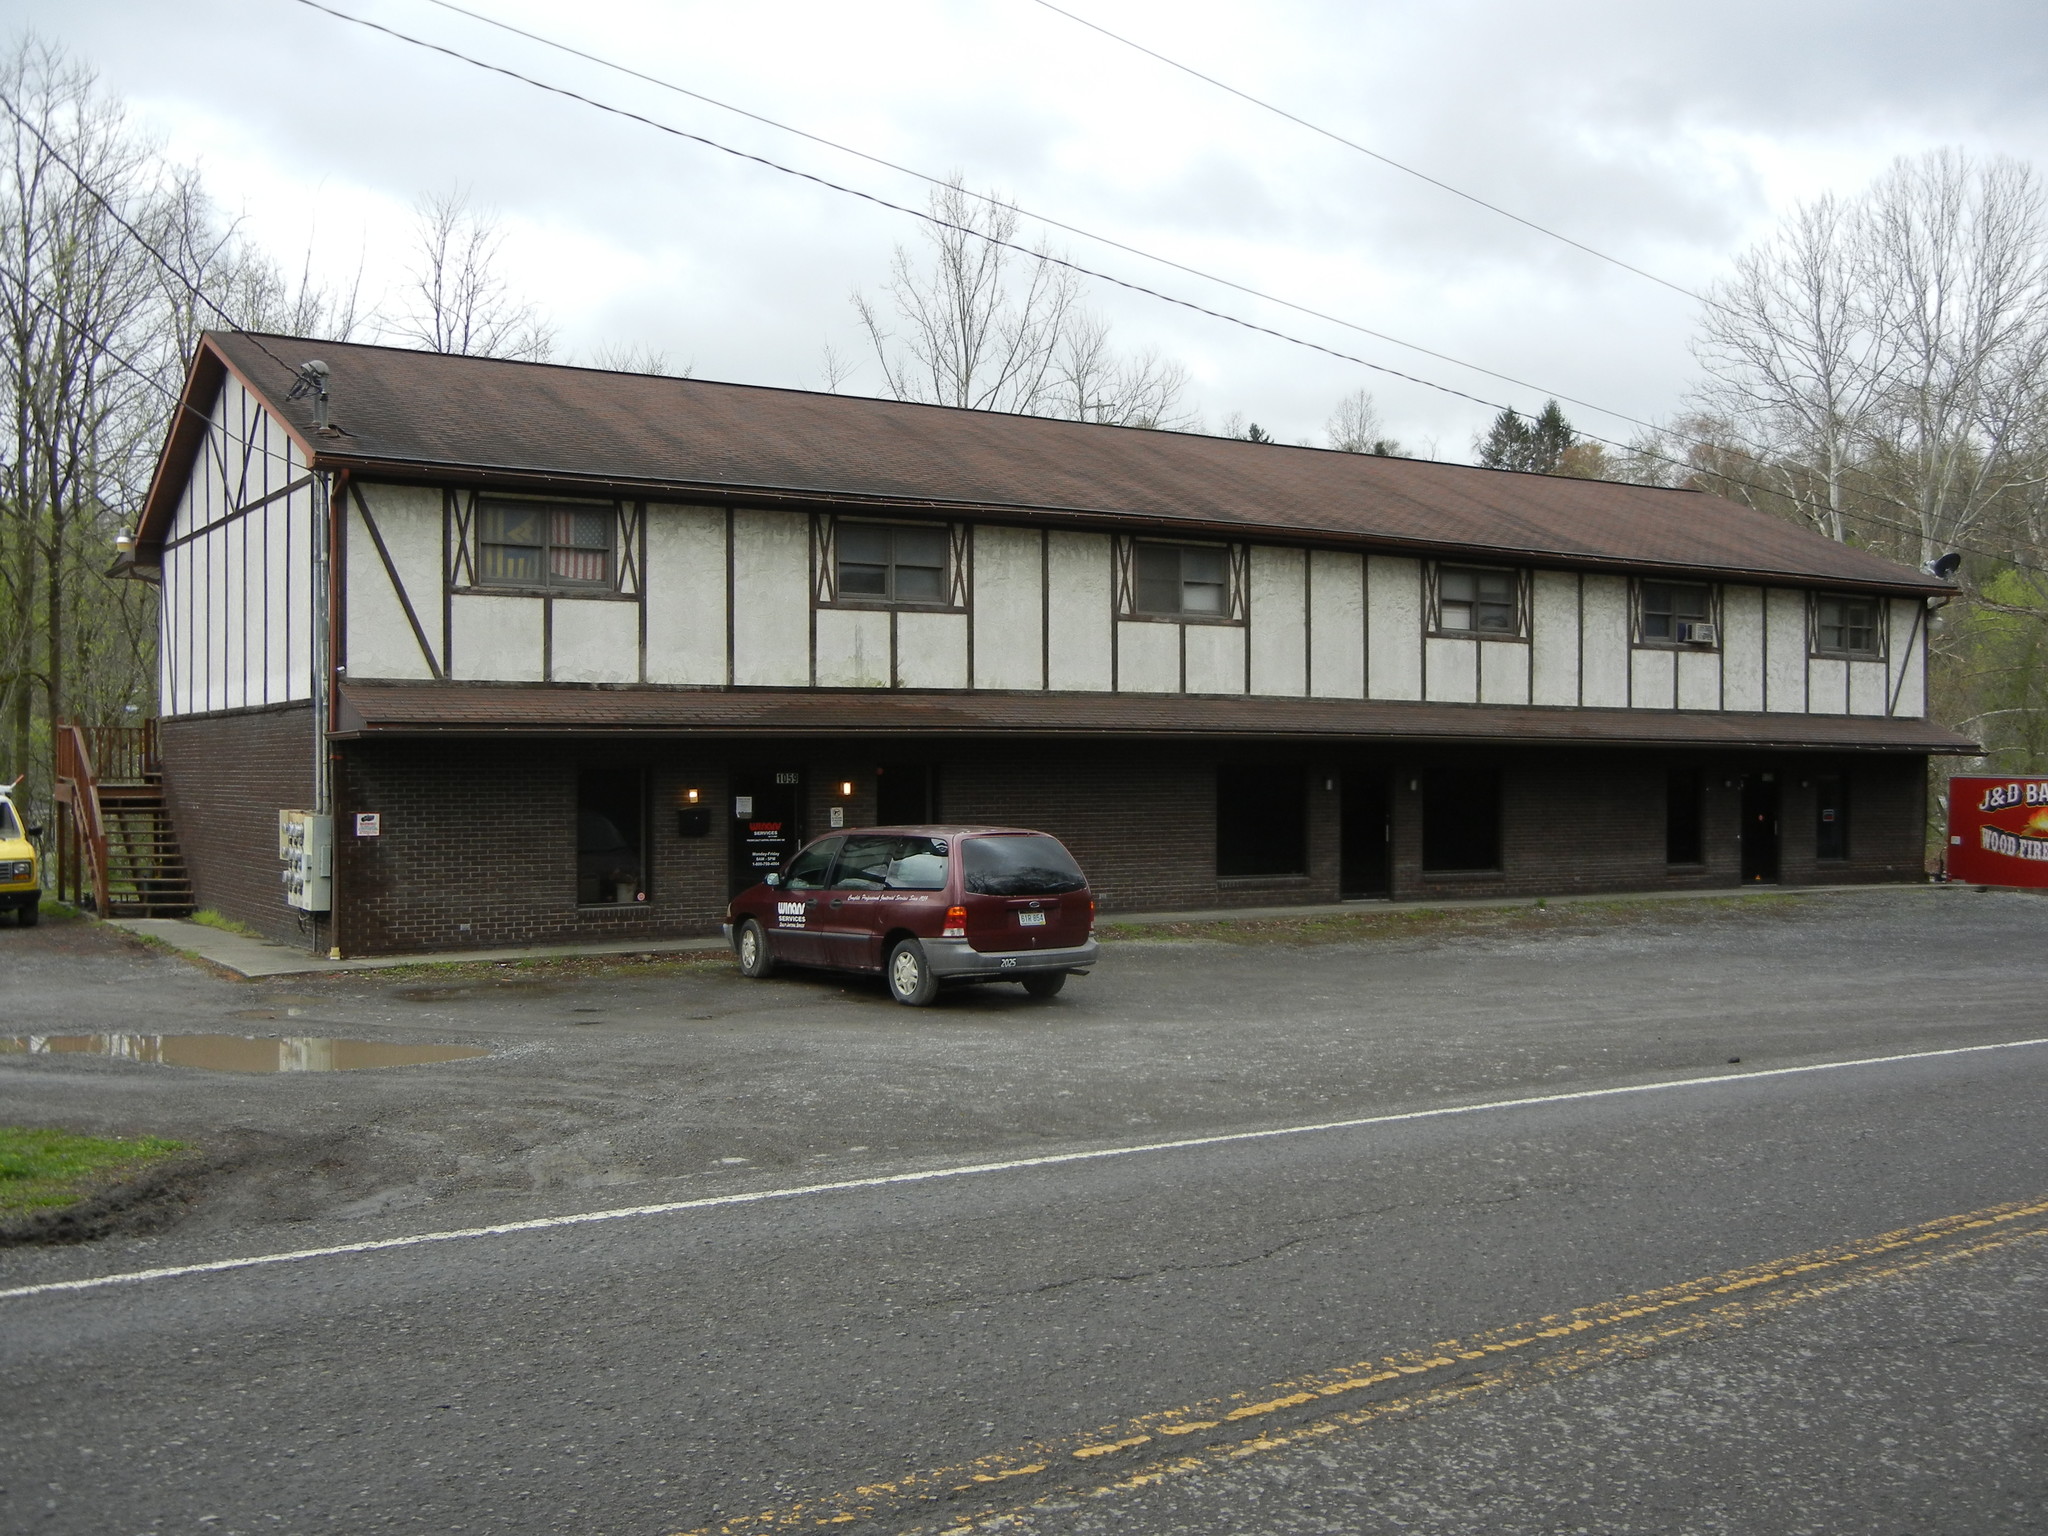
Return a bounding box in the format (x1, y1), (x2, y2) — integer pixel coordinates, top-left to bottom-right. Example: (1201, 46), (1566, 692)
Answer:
(0, 801), (18, 840)
(963, 835), (1086, 896)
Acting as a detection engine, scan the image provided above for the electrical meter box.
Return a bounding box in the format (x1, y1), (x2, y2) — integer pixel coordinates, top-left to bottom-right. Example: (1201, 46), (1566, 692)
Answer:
(279, 810), (333, 912)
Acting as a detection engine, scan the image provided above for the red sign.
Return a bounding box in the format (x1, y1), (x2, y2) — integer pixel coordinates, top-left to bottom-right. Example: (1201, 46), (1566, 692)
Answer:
(1947, 776), (2048, 887)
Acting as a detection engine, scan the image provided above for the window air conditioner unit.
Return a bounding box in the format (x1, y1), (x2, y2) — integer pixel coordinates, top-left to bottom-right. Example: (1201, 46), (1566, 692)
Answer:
(1680, 621), (1718, 645)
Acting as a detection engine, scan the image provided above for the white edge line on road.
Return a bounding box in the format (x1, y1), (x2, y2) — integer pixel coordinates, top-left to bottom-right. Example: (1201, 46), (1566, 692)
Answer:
(6, 1034), (2045, 1303)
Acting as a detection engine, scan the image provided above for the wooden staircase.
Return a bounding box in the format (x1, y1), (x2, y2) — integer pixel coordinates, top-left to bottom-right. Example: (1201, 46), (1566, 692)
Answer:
(54, 722), (195, 919)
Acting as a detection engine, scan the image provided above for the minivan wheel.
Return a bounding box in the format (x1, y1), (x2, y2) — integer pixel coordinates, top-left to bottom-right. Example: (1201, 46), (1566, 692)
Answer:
(1020, 971), (1065, 999)
(735, 919), (775, 979)
(887, 938), (939, 1007)
(16, 901), (37, 928)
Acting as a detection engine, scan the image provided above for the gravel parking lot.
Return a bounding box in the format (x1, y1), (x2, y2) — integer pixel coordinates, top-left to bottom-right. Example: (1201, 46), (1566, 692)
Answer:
(1, 885), (2039, 1277)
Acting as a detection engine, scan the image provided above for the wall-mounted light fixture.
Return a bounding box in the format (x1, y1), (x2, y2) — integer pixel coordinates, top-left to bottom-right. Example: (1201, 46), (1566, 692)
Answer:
(838, 780), (855, 798)
(682, 787), (701, 805)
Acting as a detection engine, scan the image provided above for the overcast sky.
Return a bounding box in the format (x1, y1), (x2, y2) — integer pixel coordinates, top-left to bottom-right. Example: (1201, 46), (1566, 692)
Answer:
(11, 0), (2048, 458)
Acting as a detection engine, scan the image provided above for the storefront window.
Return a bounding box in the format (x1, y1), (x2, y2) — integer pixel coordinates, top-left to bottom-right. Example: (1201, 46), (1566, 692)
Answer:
(1815, 774), (1849, 860)
(576, 768), (645, 905)
(1667, 768), (1705, 865)
(1216, 765), (1308, 878)
(1422, 766), (1502, 872)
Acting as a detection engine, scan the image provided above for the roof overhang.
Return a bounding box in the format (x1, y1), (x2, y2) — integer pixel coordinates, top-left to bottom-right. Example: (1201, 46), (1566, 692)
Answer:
(333, 682), (1979, 754)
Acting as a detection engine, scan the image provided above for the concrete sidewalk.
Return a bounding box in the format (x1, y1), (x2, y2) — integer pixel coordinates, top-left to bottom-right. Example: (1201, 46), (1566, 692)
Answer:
(108, 881), (1948, 980)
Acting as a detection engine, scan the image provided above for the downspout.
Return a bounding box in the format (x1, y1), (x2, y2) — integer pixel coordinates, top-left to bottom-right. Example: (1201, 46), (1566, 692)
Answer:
(313, 466), (348, 956)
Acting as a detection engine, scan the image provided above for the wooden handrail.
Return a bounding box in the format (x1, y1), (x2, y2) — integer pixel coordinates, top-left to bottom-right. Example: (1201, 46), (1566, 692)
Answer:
(53, 721), (111, 915)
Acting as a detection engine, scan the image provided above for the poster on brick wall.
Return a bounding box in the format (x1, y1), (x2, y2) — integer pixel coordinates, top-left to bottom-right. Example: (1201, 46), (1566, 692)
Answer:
(1946, 776), (2048, 887)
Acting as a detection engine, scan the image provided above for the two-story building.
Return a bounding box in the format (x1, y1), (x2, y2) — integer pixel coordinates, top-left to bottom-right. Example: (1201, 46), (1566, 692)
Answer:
(129, 332), (1971, 955)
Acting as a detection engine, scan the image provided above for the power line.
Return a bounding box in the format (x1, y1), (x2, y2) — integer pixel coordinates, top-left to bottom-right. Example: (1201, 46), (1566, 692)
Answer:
(1027, 0), (1715, 310)
(294, 0), (2020, 579)
(412, 0), (1649, 432)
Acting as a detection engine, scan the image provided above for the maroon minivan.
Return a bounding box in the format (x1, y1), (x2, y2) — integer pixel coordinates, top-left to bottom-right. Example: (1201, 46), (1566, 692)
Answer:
(722, 826), (1099, 1006)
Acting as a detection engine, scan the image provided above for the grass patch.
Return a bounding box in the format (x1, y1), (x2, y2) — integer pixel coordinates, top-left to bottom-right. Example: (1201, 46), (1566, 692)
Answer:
(190, 908), (262, 938)
(0, 1126), (186, 1215)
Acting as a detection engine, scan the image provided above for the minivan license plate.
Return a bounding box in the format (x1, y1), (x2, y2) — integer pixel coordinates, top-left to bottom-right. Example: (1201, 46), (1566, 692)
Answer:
(1018, 911), (1046, 926)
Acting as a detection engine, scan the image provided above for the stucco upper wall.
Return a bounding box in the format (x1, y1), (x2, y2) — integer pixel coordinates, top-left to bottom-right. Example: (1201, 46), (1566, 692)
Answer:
(333, 492), (1933, 723)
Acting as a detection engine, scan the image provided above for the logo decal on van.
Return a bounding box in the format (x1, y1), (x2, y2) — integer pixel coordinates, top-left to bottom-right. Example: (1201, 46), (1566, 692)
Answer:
(776, 900), (807, 928)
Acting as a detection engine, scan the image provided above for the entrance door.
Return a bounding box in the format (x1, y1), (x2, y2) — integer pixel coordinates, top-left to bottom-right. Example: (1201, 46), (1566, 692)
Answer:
(1339, 770), (1392, 898)
(1740, 776), (1780, 883)
(729, 769), (805, 897)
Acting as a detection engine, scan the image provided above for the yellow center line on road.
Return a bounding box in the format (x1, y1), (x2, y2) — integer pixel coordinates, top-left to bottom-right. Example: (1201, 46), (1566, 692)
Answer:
(676, 1192), (2048, 1535)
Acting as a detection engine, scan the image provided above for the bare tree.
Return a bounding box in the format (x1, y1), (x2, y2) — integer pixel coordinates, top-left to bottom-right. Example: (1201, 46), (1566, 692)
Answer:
(854, 177), (1190, 425)
(1326, 388), (1399, 455)
(0, 37), (172, 781)
(585, 341), (685, 376)
(1691, 150), (2048, 559)
(391, 188), (555, 361)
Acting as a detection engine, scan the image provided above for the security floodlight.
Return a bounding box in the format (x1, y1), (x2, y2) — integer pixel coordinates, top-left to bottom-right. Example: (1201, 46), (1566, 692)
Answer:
(1927, 552), (1962, 580)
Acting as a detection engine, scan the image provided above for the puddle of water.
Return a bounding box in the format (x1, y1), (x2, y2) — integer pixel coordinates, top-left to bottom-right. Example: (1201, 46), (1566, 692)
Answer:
(0, 1034), (490, 1073)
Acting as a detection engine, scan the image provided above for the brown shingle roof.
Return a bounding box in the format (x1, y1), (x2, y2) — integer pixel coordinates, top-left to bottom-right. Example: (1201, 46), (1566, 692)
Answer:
(140, 332), (1948, 595)
(335, 681), (1976, 754)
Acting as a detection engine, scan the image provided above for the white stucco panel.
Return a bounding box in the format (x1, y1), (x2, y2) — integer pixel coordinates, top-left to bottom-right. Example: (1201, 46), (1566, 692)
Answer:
(1307, 550), (1364, 699)
(1848, 659), (1888, 716)
(449, 594), (544, 682)
(1247, 545), (1305, 696)
(1888, 599), (1926, 717)
(1424, 638), (1477, 703)
(1579, 576), (1629, 708)
(1478, 642), (1530, 705)
(345, 487), (441, 681)
(1047, 531), (1113, 691)
(1185, 623), (1247, 695)
(730, 510), (810, 688)
(1529, 570), (1579, 707)
(1676, 649), (1721, 711)
(895, 610), (969, 689)
(1808, 657), (1849, 715)
(1719, 586), (1765, 712)
(643, 503), (728, 686)
(552, 599), (639, 684)
(1116, 620), (1179, 693)
(1630, 647), (1676, 709)
(1765, 589), (1807, 712)
(814, 608), (891, 688)
(972, 525), (1044, 691)
(1366, 556), (1422, 700)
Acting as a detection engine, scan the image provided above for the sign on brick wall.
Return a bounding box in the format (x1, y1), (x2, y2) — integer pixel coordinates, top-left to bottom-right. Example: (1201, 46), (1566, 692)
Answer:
(1946, 776), (2048, 887)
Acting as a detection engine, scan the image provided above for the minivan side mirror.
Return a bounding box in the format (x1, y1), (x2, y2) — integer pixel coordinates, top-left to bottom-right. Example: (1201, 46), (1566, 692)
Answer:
(27, 825), (44, 840)
(764, 872), (781, 887)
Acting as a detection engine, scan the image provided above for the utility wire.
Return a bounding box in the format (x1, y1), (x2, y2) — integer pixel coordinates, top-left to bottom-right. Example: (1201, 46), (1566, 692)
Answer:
(295, 0), (2017, 579)
(416, 0), (1640, 430)
(1028, 0), (1715, 310)
(0, 87), (302, 386)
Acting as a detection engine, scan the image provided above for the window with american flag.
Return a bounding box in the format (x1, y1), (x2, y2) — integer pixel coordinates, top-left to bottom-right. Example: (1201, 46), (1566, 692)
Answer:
(476, 500), (615, 591)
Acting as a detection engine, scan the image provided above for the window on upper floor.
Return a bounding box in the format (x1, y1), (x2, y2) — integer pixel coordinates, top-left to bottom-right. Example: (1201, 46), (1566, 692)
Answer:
(1812, 595), (1882, 658)
(477, 500), (615, 591)
(836, 522), (950, 605)
(1430, 564), (1523, 638)
(1132, 541), (1231, 619)
(1636, 580), (1717, 647)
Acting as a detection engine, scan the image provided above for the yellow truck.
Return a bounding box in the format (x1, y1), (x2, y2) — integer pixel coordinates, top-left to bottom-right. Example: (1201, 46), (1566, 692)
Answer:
(0, 778), (42, 926)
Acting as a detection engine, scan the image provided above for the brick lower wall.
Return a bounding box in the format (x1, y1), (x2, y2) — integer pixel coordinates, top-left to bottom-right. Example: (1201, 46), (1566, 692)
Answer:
(159, 706), (319, 945)
(322, 735), (1932, 955)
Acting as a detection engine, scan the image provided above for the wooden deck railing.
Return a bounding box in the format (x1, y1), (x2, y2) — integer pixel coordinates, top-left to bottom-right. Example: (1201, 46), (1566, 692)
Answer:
(52, 721), (155, 914)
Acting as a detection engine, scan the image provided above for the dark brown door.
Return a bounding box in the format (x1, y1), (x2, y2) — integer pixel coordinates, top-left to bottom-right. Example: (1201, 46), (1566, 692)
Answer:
(1340, 770), (1392, 898)
(729, 769), (804, 897)
(1740, 777), (1780, 883)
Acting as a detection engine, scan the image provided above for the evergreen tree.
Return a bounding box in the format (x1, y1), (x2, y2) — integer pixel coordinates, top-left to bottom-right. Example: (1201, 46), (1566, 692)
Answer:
(1477, 399), (1577, 473)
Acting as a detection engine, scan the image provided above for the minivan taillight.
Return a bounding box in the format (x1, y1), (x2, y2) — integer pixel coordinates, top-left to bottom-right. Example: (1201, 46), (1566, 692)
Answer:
(943, 905), (967, 937)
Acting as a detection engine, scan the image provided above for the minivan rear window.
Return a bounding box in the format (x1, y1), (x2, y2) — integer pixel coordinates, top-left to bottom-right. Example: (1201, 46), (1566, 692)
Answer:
(963, 835), (1086, 896)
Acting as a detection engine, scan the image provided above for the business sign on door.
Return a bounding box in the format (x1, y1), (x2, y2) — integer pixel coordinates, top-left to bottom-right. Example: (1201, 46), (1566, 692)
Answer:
(1947, 775), (2048, 887)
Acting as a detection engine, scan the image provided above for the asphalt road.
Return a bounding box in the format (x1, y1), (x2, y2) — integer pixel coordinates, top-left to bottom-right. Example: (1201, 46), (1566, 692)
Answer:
(3, 888), (2046, 1533)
